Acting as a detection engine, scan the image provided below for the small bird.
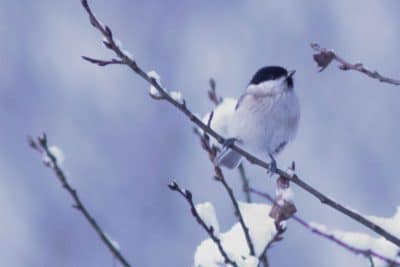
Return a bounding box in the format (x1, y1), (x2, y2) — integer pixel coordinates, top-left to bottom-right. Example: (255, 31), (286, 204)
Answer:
(215, 66), (300, 172)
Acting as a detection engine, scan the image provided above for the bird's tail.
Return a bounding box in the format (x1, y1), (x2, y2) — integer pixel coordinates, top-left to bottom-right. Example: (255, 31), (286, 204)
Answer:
(214, 147), (242, 169)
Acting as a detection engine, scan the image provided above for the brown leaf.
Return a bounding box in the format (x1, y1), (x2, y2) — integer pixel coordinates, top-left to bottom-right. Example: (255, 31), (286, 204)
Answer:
(313, 50), (335, 72)
(269, 200), (297, 224)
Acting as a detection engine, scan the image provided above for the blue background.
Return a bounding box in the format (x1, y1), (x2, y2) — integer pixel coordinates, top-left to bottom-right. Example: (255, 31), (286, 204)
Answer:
(1, 0), (400, 266)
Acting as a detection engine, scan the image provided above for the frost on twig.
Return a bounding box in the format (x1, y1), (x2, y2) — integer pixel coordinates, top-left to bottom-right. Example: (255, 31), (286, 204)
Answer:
(146, 71), (185, 104)
(169, 91), (184, 105)
(42, 145), (64, 167)
(147, 70), (163, 98)
(105, 233), (121, 252)
(311, 42), (400, 86)
(28, 133), (132, 267)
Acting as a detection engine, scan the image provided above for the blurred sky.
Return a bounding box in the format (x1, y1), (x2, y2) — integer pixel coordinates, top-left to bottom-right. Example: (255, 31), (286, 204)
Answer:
(1, 0), (400, 266)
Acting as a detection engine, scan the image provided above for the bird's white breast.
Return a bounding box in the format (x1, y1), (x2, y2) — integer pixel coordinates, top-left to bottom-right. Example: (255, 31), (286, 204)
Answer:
(228, 90), (300, 156)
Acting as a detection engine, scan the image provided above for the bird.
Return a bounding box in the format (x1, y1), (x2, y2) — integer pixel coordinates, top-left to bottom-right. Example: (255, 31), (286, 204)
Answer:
(214, 66), (300, 173)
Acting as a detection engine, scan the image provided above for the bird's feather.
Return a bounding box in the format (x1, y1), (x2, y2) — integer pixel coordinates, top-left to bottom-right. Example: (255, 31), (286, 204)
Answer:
(214, 147), (242, 169)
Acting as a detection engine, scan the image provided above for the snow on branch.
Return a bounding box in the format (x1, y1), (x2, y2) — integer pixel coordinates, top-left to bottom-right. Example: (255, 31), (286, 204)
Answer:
(80, 0), (400, 248)
(194, 202), (277, 267)
(169, 181), (280, 267)
(251, 189), (400, 267)
(28, 133), (132, 267)
(311, 42), (400, 86)
(168, 181), (239, 267)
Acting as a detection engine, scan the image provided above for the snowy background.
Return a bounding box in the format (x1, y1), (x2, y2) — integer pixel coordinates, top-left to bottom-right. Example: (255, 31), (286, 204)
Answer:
(1, 0), (400, 266)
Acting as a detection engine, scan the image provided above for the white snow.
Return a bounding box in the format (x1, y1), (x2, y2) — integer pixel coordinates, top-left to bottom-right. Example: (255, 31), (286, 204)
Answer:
(367, 207), (400, 237)
(236, 256), (259, 267)
(195, 202), (220, 235)
(121, 49), (134, 61)
(201, 97), (237, 139)
(276, 187), (294, 204)
(308, 220), (400, 267)
(115, 39), (123, 47)
(169, 91), (184, 105)
(105, 233), (121, 251)
(147, 70), (162, 97)
(194, 202), (276, 267)
(286, 166), (295, 176)
(308, 221), (328, 232)
(42, 146), (64, 167)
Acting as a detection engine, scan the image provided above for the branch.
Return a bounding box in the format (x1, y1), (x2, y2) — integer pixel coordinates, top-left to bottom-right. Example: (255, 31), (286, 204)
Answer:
(218, 175), (256, 256)
(207, 78), (223, 105)
(311, 42), (400, 86)
(238, 163), (252, 204)
(250, 189), (400, 267)
(195, 129), (256, 256)
(28, 133), (132, 267)
(80, 0), (400, 248)
(82, 56), (124, 66)
(259, 167), (298, 266)
(237, 163), (272, 267)
(168, 181), (238, 267)
(258, 228), (285, 267)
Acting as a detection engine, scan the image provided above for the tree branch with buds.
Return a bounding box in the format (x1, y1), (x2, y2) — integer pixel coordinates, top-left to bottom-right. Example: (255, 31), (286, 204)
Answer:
(28, 134), (132, 267)
(311, 42), (400, 86)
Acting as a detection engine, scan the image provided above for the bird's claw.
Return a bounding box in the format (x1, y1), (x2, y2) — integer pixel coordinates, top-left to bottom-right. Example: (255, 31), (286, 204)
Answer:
(223, 138), (238, 148)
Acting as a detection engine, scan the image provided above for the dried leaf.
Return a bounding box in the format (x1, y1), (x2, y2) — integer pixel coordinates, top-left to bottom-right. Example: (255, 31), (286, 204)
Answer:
(269, 201), (297, 224)
(313, 50), (335, 72)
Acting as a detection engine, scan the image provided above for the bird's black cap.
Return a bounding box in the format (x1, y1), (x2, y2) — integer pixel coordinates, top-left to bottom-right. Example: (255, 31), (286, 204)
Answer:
(249, 66), (294, 88)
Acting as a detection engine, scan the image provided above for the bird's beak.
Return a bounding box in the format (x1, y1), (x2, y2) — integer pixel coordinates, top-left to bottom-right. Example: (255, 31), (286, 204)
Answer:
(287, 70), (296, 78)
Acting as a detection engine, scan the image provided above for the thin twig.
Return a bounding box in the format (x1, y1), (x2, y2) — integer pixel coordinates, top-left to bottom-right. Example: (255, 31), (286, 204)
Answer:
(80, 0), (400, 248)
(368, 255), (375, 267)
(236, 152), (269, 266)
(217, 175), (256, 256)
(208, 78), (223, 105)
(250, 189), (400, 267)
(206, 81), (253, 206)
(238, 163), (252, 203)
(311, 42), (400, 86)
(258, 228), (285, 267)
(196, 129), (256, 256)
(168, 181), (238, 267)
(237, 163), (269, 267)
(28, 133), (132, 267)
(82, 56), (124, 66)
